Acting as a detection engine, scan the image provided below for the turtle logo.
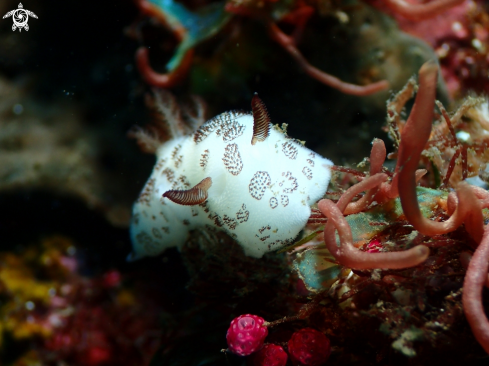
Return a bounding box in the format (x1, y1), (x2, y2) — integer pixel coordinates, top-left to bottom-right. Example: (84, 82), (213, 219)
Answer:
(3, 3), (38, 32)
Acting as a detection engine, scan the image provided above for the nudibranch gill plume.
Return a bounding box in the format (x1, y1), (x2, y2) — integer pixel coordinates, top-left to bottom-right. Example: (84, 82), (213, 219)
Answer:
(129, 93), (333, 259)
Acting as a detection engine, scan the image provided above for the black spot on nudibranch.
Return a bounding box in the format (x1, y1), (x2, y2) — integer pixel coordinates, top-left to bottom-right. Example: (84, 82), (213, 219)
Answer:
(281, 195), (289, 207)
(282, 141), (298, 159)
(302, 167), (313, 180)
(136, 231), (161, 256)
(162, 168), (175, 183)
(249, 171), (271, 200)
(193, 117), (222, 143)
(257, 225), (272, 242)
(177, 175), (191, 188)
(137, 178), (155, 206)
(269, 197), (278, 209)
(223, 122), (245, 142)
(281, 171), (298, 193)
(208, 212), (224, 227)
(193, 111), (249, 144)
(236, 204), (249, 223)
(222, 143), (243, 176)
(171, 144), (183, 168)
(152, 228), (162, 238)
(154, 158), (167, 172)
(200, 149), (210, 169)
(223, 215), (238, 230)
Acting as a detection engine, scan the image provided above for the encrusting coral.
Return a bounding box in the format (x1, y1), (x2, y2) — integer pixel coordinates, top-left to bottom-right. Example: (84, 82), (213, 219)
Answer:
(0, 77), (134, 228)
(0, 236), (162, 366)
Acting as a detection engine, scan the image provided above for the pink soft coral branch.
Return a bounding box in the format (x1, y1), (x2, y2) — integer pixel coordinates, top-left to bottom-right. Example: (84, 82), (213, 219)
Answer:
(396, 61), (483, 241)
(268, 23), (389, 96)
(342, 139), (386, 215)
(342, 138), (426, 215)
(318, 173), (430, 269)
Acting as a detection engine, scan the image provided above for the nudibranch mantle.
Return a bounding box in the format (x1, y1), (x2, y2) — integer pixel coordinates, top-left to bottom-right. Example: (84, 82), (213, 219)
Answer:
(130, 95), (333, 259)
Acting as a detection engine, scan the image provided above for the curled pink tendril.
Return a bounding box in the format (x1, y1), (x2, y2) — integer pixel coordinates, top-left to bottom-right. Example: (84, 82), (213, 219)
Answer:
(395, 61), (483, 242)
(136, 47), (194, 88)
(134, 0), (193, 88)
(464, 227), (489, 354)
(318, 173), (430, 269)
(343, 138), (426, 216)
(268, 23), (389, 96)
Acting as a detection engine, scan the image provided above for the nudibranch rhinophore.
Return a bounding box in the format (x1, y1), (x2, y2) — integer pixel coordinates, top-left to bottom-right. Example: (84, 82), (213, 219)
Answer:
(129, 94), (333, 259)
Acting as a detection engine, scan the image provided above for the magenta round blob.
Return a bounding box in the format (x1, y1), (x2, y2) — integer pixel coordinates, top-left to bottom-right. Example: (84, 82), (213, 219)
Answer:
(250, 343), (288, 366)
(226, 314), (268, 356)
(288, 328), (331, 366)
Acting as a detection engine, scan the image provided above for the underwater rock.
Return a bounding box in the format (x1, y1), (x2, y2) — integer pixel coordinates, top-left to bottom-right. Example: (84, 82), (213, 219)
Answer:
(0, 77), (135, 227)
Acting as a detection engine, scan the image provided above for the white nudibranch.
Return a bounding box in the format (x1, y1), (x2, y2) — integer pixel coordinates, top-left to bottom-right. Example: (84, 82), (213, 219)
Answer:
(129, 94), (333, 259)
